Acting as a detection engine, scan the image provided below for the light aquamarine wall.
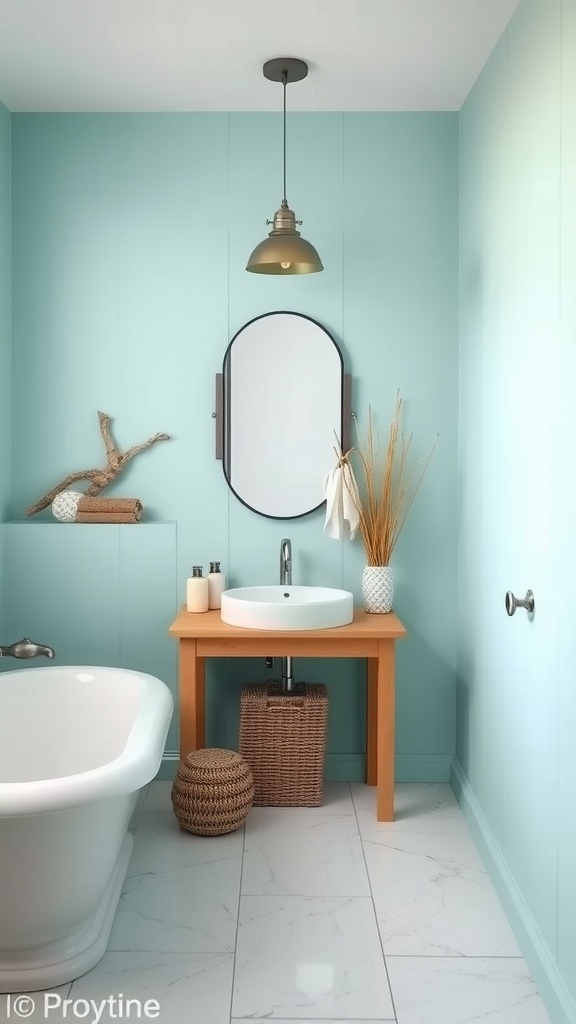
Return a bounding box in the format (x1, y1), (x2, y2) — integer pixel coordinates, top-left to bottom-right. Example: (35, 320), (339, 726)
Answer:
(0, 102), (11, 633)
(3, 112), (459, 777)
(457, 1), (576, 1021)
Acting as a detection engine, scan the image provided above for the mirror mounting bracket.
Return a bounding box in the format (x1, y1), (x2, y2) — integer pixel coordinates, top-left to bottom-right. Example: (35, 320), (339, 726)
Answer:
(342, 372), (352, 454)
(214, 373), (224, 460)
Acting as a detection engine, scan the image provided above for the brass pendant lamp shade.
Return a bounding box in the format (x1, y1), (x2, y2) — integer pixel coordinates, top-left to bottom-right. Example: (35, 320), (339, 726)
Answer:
(246, 58), (323, 275)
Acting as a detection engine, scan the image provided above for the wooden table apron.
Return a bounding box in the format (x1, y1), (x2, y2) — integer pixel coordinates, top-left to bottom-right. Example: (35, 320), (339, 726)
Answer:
(168, 608), (406, 822)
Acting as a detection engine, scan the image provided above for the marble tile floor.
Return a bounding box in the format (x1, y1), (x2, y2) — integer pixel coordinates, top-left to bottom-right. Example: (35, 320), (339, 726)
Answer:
(4, 782), (552, 1024)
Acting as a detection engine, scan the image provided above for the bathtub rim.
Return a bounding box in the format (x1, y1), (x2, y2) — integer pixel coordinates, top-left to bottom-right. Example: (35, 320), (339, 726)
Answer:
(0, 665), (173, 816)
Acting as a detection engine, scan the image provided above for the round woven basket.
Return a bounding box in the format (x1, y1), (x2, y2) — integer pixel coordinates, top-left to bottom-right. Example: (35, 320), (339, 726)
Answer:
(171, 748), (254, 836)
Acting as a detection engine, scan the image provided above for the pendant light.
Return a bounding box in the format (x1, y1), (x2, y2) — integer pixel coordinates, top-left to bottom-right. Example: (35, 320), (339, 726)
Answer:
(246, 57), (324, 275)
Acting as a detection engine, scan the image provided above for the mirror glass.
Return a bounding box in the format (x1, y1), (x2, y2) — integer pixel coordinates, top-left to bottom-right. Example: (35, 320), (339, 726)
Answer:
(223, 311), (343, 519)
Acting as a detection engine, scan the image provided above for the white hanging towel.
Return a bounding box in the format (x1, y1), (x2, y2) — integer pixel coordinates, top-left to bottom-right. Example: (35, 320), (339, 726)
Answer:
(323, 451), (360, 540)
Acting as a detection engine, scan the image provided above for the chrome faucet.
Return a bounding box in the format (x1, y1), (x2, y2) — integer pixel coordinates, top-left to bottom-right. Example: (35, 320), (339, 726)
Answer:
(0, 637), (55, 659)
(279, 539), (295, 692)
(280, 538), (292, 586)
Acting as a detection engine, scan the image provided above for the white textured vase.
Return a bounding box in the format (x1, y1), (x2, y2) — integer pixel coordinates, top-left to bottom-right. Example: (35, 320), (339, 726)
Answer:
(362, 565), (394, 614)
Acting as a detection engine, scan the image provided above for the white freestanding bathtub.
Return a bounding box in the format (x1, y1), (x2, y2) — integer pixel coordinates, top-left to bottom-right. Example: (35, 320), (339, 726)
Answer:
(0, 665), (173, 993)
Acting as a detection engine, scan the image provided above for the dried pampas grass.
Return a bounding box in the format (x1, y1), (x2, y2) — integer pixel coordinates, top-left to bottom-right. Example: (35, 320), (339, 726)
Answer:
(346, 394), (435, 566)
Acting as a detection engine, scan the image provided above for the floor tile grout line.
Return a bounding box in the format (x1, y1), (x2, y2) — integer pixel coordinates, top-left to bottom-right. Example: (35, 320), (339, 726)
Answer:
(384, 953), (528, 959)
(228, 820), (247, 1024)
(350, 783), (399, 1024)
(229, 893), (376, 900)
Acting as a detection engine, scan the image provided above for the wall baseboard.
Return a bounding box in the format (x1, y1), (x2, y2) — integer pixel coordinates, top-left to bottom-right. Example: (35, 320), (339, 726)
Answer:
(156, 752), (179, 780)
(156, 751), (452, 783)
(451, 759), (576, 1024)
(394, 753), (452, 782)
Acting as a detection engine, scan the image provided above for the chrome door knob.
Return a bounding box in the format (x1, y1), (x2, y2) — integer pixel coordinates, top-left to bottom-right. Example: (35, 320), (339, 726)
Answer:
(505, 590), (535, 616)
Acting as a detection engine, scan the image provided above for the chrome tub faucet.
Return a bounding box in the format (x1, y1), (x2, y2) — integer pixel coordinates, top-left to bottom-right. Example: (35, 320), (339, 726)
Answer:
(0, 637), (55, 659)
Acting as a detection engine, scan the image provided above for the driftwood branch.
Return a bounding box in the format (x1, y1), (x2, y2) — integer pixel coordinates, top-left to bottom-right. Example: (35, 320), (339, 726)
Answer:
(25, 412), (170, 517)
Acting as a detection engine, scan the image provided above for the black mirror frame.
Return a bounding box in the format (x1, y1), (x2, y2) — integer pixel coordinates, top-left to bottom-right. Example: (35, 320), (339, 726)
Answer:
(215, 311), (351, 520)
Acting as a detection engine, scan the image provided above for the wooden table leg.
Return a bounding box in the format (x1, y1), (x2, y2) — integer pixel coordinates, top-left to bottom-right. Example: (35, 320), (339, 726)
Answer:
(178, 638), (206, 757)
(376, 639), (395, 821)
(366, 658), (378, 786)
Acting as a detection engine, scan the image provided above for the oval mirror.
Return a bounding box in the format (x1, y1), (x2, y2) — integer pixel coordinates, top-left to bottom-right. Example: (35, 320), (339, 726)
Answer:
(222, 311), (344, 519)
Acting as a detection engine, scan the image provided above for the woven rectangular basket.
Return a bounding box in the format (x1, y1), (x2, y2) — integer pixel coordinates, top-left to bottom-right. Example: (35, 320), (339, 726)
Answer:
(239, 682), (328, 807)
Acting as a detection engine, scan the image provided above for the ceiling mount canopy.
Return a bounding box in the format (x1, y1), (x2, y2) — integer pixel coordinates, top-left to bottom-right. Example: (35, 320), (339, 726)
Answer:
(262, 56), (309, 85)
(246, 57), (324, 276)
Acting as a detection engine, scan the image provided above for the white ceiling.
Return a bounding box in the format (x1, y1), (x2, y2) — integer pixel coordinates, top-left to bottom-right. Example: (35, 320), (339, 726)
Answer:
(0, 0), (521, 113)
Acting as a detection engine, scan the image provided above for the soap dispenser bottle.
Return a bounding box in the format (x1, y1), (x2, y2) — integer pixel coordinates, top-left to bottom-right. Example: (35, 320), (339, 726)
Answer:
(186, 566), (209, 613)
(207, 561), (225, 609)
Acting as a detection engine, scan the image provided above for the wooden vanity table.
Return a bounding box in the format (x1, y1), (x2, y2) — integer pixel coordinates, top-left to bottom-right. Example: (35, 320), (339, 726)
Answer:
(168, 608), (406, 821)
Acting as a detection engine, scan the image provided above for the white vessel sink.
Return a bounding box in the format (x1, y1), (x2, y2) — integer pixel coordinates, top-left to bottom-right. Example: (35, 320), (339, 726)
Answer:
(220, 585), (354, 631)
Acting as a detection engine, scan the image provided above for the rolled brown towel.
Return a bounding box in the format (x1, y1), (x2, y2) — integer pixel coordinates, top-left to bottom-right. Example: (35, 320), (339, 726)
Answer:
(76, 511), (142, 524)
(77, 497), (143, 514)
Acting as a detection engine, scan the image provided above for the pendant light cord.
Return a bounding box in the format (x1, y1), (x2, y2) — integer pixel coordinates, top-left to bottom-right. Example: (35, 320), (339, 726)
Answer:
(282, 68), (287, 202)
